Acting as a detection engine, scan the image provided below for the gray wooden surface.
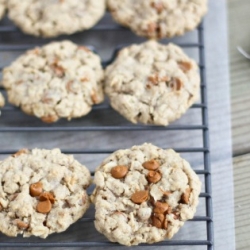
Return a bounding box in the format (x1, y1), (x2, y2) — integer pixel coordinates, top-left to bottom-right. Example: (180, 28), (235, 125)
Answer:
(228, 0), (250, 157)
(0, 0), (235, 249)
(205, 1), (235, 249)
(228, 0), (250, 249)
(233, 154), (250, 250)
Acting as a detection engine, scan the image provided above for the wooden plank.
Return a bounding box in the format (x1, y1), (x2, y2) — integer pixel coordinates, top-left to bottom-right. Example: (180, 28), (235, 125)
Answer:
(228, 1), (250, 249)
(233, 154), (250, 250)
(228, 0), (250, 156)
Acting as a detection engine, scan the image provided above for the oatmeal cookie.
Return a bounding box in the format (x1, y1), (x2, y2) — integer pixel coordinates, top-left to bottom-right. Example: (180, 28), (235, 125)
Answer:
(107, 0), (207, 39)
(0, 148), (91, 238)
(7, 0), (106, 37)
(104, 41), (200, 126)
(91, 143), (201, 246)
(2, 40), (104, 123)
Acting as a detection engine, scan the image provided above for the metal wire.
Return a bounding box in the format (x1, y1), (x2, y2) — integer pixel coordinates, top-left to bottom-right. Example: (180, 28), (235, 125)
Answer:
(0, 18), (214, 249)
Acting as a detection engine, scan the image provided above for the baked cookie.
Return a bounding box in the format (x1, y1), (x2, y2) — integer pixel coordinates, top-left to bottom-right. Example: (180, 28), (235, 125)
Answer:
(107, 0), (207, 39)
(0, 148), (91, 238)
(0, 0), (6, 20)
(2, 40), (104, 123)
(91, 143), (201, 246)
(104, 41), (200, 126)
(7, 0), (106, 37)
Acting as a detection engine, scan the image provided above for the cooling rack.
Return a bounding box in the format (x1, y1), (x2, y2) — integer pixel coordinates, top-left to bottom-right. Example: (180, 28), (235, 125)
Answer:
(0, 13), (213, 250)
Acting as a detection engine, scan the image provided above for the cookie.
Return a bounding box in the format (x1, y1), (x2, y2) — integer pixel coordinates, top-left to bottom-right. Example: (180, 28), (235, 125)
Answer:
(0, 0), (6, 20)
(107, 0), (207, 39)
(0, 148), (91, 238)
(7, 0), (106, 37)
(104, 41), (200, 126)
(2, 40), (104, 123)
(91, 143), (201, 246)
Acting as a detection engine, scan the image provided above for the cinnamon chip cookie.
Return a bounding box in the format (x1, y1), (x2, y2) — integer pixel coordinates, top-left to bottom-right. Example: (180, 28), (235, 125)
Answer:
(7, 0), (106, 37)
(2, 40), (104, 123)
(0, 148), (91, 238)
(91, 143), (201, 246)
(104, 41), (200, 126)
(107, 0), (207, 39)
(0, 0), (6, 20)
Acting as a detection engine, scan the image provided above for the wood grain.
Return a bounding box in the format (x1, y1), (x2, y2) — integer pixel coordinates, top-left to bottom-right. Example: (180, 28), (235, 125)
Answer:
(233, 154), (250, 250)
(228, 0), (250, 156)
(228, 0), (250, 249)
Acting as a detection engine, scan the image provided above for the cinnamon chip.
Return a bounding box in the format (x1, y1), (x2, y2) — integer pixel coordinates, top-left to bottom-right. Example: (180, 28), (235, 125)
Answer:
(178, 61), (193, 72)
(40, 192), (55, 204)
(147, 171), (162, 183)
(16, 220), (29, 230)
(131, 190), (149, 204)
(30, 182), (43, 197)
(36, 199), (52, 214)
(142, 159), (160, 170)
(78, 46), (91, 52)
(147, 22), (157, 33)
(168, 77), (183, 91)
(148, 75), (170, 85)
(180, 187), (191, 204)
(91, 92), (99, 104)
(111, 165), (129, 179)
(41, 115), (58, 123)
(151, 1), (164, 13)
(51, 60), (65, 77)
(12, 149), (29, 157)
(153, 201), (169, 214)
(152, 213), (165, 229)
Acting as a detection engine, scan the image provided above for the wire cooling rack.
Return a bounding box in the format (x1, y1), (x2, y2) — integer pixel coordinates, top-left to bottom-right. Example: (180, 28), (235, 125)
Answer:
(0, 13), (213, 250)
